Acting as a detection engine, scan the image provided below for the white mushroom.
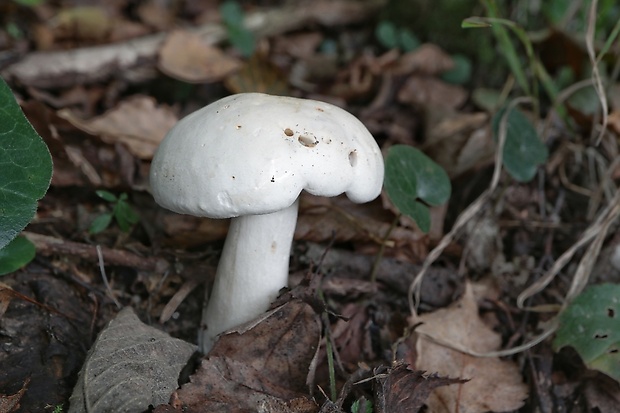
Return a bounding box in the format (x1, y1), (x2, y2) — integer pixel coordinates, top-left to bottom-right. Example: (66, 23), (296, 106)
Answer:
(150, 93), (384, 353)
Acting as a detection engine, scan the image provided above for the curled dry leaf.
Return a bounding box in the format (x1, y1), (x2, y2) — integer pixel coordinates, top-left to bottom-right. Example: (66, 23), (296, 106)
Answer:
(424, 111), (493, 177)
(398, 76), (468, 110)
(374, 363), (466, 413)
(58, 95), (178, 160)
(156, 300), (320, 412)
(411, 283), (528, 413)
(158, 30), (242, 83)
(68, 307), (196, 413)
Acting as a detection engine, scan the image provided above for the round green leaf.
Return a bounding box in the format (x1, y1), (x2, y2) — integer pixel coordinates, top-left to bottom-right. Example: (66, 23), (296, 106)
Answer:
(0, 235), (36, 275)
(492, 107), (548, 183)
(0, 77), (53, 249)
(554, 284), (620, 381)
(442, 54), (472, 85)
(399, 29), (420, 52)
(219, 0), (244, 26)
(375, 21), (399, 49)
(384, 145), (451, 233)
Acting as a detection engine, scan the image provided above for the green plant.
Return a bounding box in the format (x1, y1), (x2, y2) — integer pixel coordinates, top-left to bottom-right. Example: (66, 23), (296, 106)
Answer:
(351, 398), (373, 413)
(441, 53), (473, 85)
(383, 145), (451, 233)
(89, 190), (140, 234)
(554, 283), (620, 382)
(219, 0), (255, 57)
(492, 105), (548, 183)
(375, 20), (420, 52)
(0, 77), (53, 275)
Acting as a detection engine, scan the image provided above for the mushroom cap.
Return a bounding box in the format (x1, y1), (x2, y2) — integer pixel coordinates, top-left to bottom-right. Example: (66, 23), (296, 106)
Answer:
(150, 93), (384, 218)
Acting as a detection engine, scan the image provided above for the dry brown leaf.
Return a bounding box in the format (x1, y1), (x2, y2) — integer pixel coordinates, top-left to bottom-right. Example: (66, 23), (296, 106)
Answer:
(398, 76), (468, 110)
(272, 32), (324, 59)
(374, 363), (465, 413)
(51, 6), (113, 42)
(411, 284), (528, 413)
(224, 53), (289, 95)
(58, 95), (178, 159)
(69, 307), (196, 413)
(389, 44), (454, 76)
(158, 30), (242, 83)
(157, 300), (320, 412)
(424, 111), (492, 177)
(608, 110), (620, 135)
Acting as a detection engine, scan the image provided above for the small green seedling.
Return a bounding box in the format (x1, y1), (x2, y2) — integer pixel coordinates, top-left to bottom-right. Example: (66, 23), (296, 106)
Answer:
(375, 20), (420, 52)
(554, 283), (620, 382)
(441, 54), (472, 85)
(351, 398), (373, 413)
(89, 190), (140, 234)
(383, 145), (451, 233)
(219, 0), (255, 57)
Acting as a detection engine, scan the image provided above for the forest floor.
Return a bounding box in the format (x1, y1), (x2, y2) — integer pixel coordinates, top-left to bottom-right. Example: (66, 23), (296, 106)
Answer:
(1, 0), (620, 412)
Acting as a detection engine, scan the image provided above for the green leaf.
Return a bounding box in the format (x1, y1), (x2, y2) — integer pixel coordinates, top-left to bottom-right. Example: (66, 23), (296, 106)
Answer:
(441, 54), (472, 85)
(96, 190), (117, 203)
(384, 145), (450, 233)
(554, 284), (620, 382)
(472, 88), (503, 112)
(89, 213), (113, 234)
(375, 21), (399, 49)
(461, 17), (492, 28)
(0, 77), (53, 250)
(114, 200), (140, 232)
(492, 107), (548, 183)
(219, 0), (244, 26)
(399, 28), (420, 52)
(227, 25), (255, 57)
(0, 235), (36, 275)
(351, 398), (373, 413)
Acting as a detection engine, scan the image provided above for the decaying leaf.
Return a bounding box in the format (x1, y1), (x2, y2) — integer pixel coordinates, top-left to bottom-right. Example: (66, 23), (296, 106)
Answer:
(424, 111), (493, 177)
(0, 378), (29, 413)
(411, 284), (528, 413)
(374, 363), (465, 413)
(158, 30), (242, 83)
(58, 95), (178, 159)
(389, 44), (454, 76)
(68, 307), (196, 413)
(398, 76), (468, 110)
(156, 300), (321, 412)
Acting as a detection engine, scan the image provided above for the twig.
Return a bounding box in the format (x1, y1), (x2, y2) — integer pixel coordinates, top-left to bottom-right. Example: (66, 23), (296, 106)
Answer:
(22, 231), (169, 273)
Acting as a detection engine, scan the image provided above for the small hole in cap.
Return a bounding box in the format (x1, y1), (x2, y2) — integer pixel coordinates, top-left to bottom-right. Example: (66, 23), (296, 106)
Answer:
(298, 135), (318, 147)
(349, 150), (358, 167)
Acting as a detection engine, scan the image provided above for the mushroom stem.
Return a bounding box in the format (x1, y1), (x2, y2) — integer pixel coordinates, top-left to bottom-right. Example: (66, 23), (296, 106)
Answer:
(199, 200), (299, 353)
